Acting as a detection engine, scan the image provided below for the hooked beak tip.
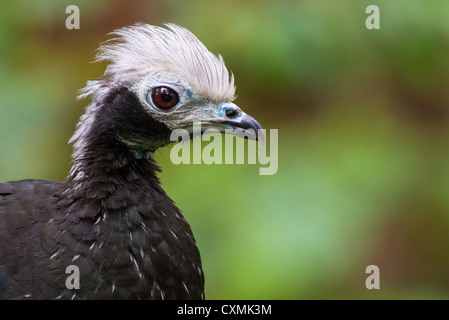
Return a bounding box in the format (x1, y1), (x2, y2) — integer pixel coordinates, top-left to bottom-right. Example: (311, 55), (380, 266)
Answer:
(210, 114), (265, 143)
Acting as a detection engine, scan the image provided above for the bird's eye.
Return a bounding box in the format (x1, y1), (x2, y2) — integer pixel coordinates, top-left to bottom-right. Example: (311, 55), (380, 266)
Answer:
(150, 86), (179, 109)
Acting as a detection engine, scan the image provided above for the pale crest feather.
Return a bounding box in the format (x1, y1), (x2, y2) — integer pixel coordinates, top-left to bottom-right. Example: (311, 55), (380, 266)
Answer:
(88, 23), (236, 101)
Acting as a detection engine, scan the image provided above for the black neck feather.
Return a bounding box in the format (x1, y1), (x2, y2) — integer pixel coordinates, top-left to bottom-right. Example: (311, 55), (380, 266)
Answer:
(63, 86), (173, 215)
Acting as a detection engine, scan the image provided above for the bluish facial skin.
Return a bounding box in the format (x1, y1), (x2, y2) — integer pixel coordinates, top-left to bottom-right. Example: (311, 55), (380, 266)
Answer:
(131, 72), (263, 140)
(217, 103), (244, 121)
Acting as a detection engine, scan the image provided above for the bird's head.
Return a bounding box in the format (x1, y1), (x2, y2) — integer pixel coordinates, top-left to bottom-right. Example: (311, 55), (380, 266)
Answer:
(71, 23), (262, 165)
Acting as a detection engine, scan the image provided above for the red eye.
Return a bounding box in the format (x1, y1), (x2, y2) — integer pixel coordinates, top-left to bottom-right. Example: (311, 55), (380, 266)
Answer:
(151, 86), (179, 109)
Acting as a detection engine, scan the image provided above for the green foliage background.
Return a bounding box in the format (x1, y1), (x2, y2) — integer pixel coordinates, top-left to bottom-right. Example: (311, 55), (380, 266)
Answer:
(1, 0), (449, 299)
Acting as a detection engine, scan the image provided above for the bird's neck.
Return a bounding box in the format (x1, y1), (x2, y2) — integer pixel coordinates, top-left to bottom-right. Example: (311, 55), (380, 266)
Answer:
(63, 146), (164, 220)
(63, 86), (172, 221)
(66, 85), (171, 203)
(58, 137), (172, 270)
(67, 147), (161, 192)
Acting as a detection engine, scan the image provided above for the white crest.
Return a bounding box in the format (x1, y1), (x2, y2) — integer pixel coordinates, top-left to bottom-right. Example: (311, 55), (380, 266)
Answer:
(86, 23), (235, 101)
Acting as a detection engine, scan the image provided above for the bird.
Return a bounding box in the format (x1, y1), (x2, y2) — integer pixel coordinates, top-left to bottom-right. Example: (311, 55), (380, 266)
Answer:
(0, 23), (263, 299)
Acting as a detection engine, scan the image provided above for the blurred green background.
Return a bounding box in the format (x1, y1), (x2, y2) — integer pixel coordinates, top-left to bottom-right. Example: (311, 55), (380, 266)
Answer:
(1, 0), (449, 299)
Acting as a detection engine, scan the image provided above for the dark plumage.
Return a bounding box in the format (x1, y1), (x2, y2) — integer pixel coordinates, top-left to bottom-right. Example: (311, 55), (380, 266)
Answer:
(0, 23), (262, 299)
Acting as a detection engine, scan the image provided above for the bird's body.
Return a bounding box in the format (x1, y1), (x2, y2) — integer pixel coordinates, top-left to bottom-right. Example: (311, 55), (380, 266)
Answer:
(0, 24), (262, 299)
(0, 87), (203, 299)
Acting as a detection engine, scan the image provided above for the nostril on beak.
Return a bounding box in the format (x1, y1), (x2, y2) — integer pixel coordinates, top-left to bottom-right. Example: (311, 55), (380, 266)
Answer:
(225, 108), (238, 119)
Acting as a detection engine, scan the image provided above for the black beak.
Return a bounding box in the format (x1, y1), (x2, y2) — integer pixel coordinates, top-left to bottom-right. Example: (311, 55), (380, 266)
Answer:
(209, 114), (265, 143)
